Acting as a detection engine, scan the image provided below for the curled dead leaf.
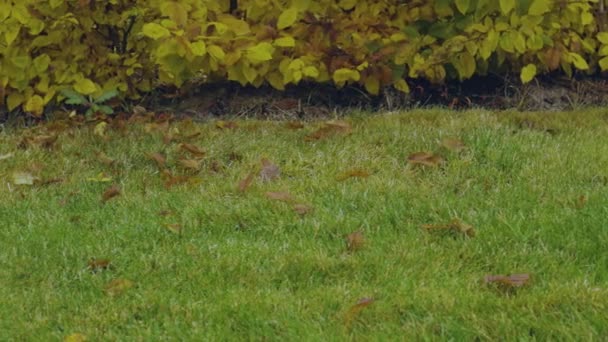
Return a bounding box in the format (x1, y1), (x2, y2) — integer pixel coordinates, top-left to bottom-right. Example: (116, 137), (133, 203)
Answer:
(87, 258), (111, 273)
(305, 120), (353, 141)
(345, 297), (375, 326)
(484, 273), (531, 289)
(96, 151), (115, 167)
(179, 143), (206, 157)
(345, 230), (365, 252)
(102, 184), (121, 202)
(260, 158), (280, 181)
(336, 168), (372, 181)
(161, 170), (191, 189)
(408, 152), (444, 167)
(292, 203), (313, 216)
(265, 191), (296, 203)
(105, 278), (134, 297)
(237, 172), (255, 192)
(163, 223), (183, 234)
(178, 158), (201, 171)
(422, 218), (475, 237)
(440, 138), (466, 152)
(147, 152), (166, 169)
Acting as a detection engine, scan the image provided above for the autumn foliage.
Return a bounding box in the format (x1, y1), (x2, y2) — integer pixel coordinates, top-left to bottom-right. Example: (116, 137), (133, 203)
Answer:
(1, 0), (607, 116)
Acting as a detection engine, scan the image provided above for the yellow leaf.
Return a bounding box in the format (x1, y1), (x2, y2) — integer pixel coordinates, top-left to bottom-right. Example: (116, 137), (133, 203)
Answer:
(499, 0), (515, 15)
(599, 56), (608, 71)
(332, 68), (360, 84)
(33, 54), (51, 73)
(393, 79), (410, 93)
(364, 76), (380, 95)
(274, 36), (295, 47)
(568, 52), (589, 70)
(246, 42), (275, 64)
(94, 122), (107, 137)
(7, 92), (25, 111)
(208, 45), (225, 61)
(24, 95), (44, 116)
(520, 64), (537, 83)
(142, 23), (171, 40)
(277, 7), (298, 30)
(74, 78), (97, 95)
(64, 333), (87, 342)
(161, 2), (188, 27)
(190, 41), (206, 56)
(528, 0), (549, 16)
(338, 0), (357, 10)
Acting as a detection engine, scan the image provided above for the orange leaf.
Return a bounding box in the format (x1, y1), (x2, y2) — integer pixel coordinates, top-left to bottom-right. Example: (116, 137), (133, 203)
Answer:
(305, 120), (353, 141)
(102, 184), (121, 202)
(238, 172), (255, 192)
(345, 230), (365, 252)
(260, 158), (280, 181)
(161, 170), (191, 189)
(407, 152), (444, 167)
(265, 191), (296, 203)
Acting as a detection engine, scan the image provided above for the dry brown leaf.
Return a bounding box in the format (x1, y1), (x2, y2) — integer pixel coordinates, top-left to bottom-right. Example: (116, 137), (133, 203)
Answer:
(147, 152), (166, 169)
(159, 209), (174, 217)
(422, 218), (475, 237)
(105, 278), (134, 297)
(180, 143), (206, 157)
(285, 121), (305, 129)
(161, 170), (190, 189)
(484, 273), (531, 288)
(305, 120), (353, 141)
(87, 258), (111, 273)
(260, 158), (280, 181)
(336, 168), (372, 181)
(575, 195), (587, 209)
(237, 172), (255, 192)
(102, 184), (121, 202)
(265, 191), (296, 203)
(96, 151), (116, 167)
(12, 171), (38, 185)
(345, 230), (365, 252)
(163, 223), (183, 234)
(440, 138), (466, 152)
(292, 203), (314, 216)
(39, 177), (64, 186)
(178, 158), (201, 171)
(408, 152), (444, 167)
(345, 297), (375, 326)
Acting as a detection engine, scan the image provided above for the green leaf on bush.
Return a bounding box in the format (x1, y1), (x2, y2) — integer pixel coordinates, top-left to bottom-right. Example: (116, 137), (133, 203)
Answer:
(455, 0), (470, 15)
(528, 0), (550, 16)
(95, 89), (119, 103)
(520, 64), (537, 83)
(599, 57), (608, 71)
(277, 8), (298, 29)
(142, 23), (171, 40)
(568, 52), (589, 70)
(499, 0), (515, 15)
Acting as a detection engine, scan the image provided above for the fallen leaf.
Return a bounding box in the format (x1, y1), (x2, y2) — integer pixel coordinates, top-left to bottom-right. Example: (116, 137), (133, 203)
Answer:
(345, 297), (375, 326)
(575, 195), (587, 209)
(87, 258), (111, 273)
(64, 333), (87, 342)
(237, 172), (255, 192)
(163, 223), (183, 234)
(440, 138), (466, 152)
(105, 278), (134, 297)
(407, 152), (444, 167)
(292, 203), (314, 216)
(147, 152), (166, 169)
(87, 172), (112, 182)
(102, 184), (121, 202)
(216, 120), (238, 129)
(285, 121), (305, 129)
(161, 170), (191, 189)
(159, 209), (174, 217)
(132, 105), (147, 115)
(484, 273), (531, 289)
(260, 158), (280, 181)
(265, 191), (296, 203)
(94, 121), (107, 137)
(96, 151), (115, 167)
(336, 168), (372, 181)
(305, 120), (352, 141)
(345, 230), (365, 252)
(179, 143), (206, 157)
(12, 171), (38, 185)
(422, 218), (475, 237)
(178, 158), (201, 171)
(0, 152), (14, 161)
(39, 177), (64, 186)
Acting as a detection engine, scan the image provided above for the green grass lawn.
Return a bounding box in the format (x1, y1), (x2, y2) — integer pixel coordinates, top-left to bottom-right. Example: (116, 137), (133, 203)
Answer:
(1, 109), (607, 340)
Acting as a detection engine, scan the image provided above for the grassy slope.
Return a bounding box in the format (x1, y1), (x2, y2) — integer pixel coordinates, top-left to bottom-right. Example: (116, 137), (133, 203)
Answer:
(0, 109), (607, 340)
